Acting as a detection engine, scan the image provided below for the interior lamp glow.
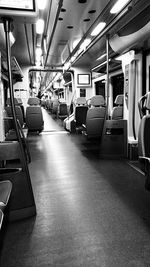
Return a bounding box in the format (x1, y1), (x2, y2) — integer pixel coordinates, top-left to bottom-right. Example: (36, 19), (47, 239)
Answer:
(96, 53), (106, 61)
(36, 47), (42, 61)
(91, 22), (106, 36)
(9, 32), (15, 45)
(37, 0), (47, 10)
(36, 19), (44, 34)
(110, 0), (130, 14)
(80, 38), (91, 50)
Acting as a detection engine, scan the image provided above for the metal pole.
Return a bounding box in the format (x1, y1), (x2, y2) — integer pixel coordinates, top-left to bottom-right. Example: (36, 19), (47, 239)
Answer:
(106, 34), (109, 119)
(3, 18), (36, 209)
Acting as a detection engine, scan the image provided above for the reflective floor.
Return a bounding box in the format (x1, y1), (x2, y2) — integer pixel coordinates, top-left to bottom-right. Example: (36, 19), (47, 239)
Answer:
(1, 109), (150, 266)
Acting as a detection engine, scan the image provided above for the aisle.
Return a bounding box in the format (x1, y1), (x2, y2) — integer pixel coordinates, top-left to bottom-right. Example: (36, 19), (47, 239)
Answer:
(1, 110), (150, 266)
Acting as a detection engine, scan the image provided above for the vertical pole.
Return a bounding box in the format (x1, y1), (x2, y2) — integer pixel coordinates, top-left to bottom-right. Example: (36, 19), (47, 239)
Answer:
(106, 34), (109, 119)
(3, 18), (36, 208)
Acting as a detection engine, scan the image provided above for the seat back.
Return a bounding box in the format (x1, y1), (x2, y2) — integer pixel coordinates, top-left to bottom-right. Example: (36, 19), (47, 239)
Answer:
(138, 92), (150, 158)
(86, 95), (106, 138)
(52, 99), (59, 114)
(111, 94), (124, 120)
(57, 103), (68, 120)
(26, 97), (44, 132)
(138, 92), (150, 190)
(5, 106), (24, 128)
(6, 98), (24, 127)
(27, 97), (40, 105)
(74, 97), (88, 128)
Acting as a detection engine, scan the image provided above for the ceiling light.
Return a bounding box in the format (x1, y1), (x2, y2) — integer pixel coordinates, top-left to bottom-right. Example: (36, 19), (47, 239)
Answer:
(96, 53), (106, 61)
(91, 22), (106, 36)
(80, 38), (91, 50)
(92, 59), (111, 71)
(9, 32), (15, 45)
(110, 0), (130, 14)
(73, 39), (81, 49)
(36, 19), (44, 34)
(36, 47), (42, 61)
(37, 0), (47, 10)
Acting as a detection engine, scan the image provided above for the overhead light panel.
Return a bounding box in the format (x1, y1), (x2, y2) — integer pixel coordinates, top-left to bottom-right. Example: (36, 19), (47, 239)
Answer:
(80, 38), (91, 50)
(110, 0), (130, 14)
(36, 47), (42, 61)
(37, 0), (47, 10)
(9, 32), (15, 45)
(91, 22), (106, 36)
(36, 19), (44, 34)
(96, 53), (106, 61)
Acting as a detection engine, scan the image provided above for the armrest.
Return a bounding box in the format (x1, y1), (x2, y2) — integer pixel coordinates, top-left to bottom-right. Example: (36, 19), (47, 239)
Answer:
(82, 124), (86, 130)
(139, 156), (150, 191)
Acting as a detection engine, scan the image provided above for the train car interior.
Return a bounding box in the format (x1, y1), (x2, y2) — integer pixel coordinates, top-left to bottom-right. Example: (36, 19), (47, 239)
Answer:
(1, 0), (150, 265)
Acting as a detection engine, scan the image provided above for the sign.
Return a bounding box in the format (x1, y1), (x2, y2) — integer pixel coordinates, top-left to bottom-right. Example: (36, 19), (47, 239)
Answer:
(0, 0), (34, 10)
(0, 0), (38, 22)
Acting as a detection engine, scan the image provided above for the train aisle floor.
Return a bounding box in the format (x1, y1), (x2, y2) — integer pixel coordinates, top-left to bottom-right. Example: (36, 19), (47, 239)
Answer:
(1, 109), (150, 266)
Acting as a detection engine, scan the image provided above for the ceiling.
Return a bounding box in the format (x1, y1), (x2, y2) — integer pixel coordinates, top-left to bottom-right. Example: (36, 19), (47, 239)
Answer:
(1, 0), (150, 83)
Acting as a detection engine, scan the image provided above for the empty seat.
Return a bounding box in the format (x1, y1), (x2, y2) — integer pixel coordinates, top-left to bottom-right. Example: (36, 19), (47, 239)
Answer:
(74, 97), (88, 133)
(0, 180), (12, 211)
(57, 103), (68, 120)
(6, 97), (25, 128)
(111, 94), (124, 120)
(138, 92), (150, 190)
(26, 97), (44, 132)
(83, 95), (106, 139)
(52, 99), (59, 114)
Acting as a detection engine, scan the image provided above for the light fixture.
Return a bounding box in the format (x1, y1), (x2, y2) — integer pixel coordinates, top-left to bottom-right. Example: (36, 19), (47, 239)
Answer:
(73, 39), (81, 49)
(36, 19), (44, 34)
(110, 0), (130, 14)
(37, 0), (47, 10)
(91, 22), (106, 36)
(96, 53), (106, 61)
(92, 59), (111, 71)
(80, 38), (91, 50)
(9, 32), (15, 45)
(36, 47), (42, 61)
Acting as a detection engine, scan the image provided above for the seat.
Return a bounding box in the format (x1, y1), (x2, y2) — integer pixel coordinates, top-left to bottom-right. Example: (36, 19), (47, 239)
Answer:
(83, 95), (106, 139)
(57, 102), (68, 121)
(52, 99), (59, 114)
(26, 97), (44, 132)
(0, 180), (12, 211)
(111, 94), (124, 120)
(6, 98), (24, 128)
(138, 92), (150, 190)
(74, 97), (88, 133)
(3, 110), (31, 163)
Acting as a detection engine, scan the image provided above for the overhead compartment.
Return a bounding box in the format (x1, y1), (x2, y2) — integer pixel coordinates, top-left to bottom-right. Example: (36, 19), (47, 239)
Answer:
(109, 21), (150, 54)
(109, 5), (150, 54)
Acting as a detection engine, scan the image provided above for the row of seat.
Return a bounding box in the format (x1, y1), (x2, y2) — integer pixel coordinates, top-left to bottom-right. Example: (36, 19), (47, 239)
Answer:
(42, 98), (69, 120)
(64, 94), (124, 139)
(5, 97), (44, 133)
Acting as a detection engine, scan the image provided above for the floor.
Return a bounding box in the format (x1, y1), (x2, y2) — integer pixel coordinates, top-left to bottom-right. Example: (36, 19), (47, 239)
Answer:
(1, 109), (150, 266)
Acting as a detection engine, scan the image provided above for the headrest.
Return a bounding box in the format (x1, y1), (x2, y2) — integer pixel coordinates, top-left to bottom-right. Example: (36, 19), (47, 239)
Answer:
(76, 97), (86, 105)
(17, 98), (23, 105)
(90, 95), (105, 106)
(27, 97), (40, 105)
(144, 92), (150, 110)
(114, 94), (124, 105)
(6, 98), (19, 106)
